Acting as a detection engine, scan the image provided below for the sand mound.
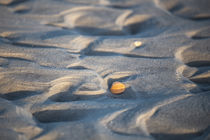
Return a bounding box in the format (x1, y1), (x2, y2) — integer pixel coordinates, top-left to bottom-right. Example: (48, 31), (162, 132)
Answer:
(156, 0), (210, 20)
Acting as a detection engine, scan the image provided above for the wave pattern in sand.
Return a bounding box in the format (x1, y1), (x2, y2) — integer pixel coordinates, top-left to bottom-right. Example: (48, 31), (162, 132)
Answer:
(0, 0), (210, 140)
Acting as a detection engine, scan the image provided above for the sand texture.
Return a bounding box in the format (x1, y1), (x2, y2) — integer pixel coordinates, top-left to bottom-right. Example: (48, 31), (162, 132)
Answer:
(0, 0), (210, 140)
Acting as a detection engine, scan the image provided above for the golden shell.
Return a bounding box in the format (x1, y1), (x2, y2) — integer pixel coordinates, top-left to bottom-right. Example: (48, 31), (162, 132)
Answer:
(110, 82), (126, 94)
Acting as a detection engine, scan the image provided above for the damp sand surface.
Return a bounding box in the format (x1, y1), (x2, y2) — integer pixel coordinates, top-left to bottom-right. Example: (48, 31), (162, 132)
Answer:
(0, 0), (210, 140)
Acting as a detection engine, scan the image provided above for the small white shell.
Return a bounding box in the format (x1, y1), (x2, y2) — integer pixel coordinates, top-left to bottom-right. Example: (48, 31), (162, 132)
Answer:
(134, 41), (142, 47)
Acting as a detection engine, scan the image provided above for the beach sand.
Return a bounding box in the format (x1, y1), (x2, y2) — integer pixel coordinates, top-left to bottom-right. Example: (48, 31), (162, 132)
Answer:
(0, 0), (210, 140)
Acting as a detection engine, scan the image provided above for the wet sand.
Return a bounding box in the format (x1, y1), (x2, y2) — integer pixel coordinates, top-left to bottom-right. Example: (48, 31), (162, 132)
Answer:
(0, 0), (210, 140)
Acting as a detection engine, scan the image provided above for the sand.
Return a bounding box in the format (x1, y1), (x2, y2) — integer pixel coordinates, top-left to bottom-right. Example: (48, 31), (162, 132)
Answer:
(0, 0), (210, 140)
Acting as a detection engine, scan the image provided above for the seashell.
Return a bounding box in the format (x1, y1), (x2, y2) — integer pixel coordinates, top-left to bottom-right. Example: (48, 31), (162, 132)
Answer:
(110, 82), (126, 94)
(134, 41), (142, 47)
